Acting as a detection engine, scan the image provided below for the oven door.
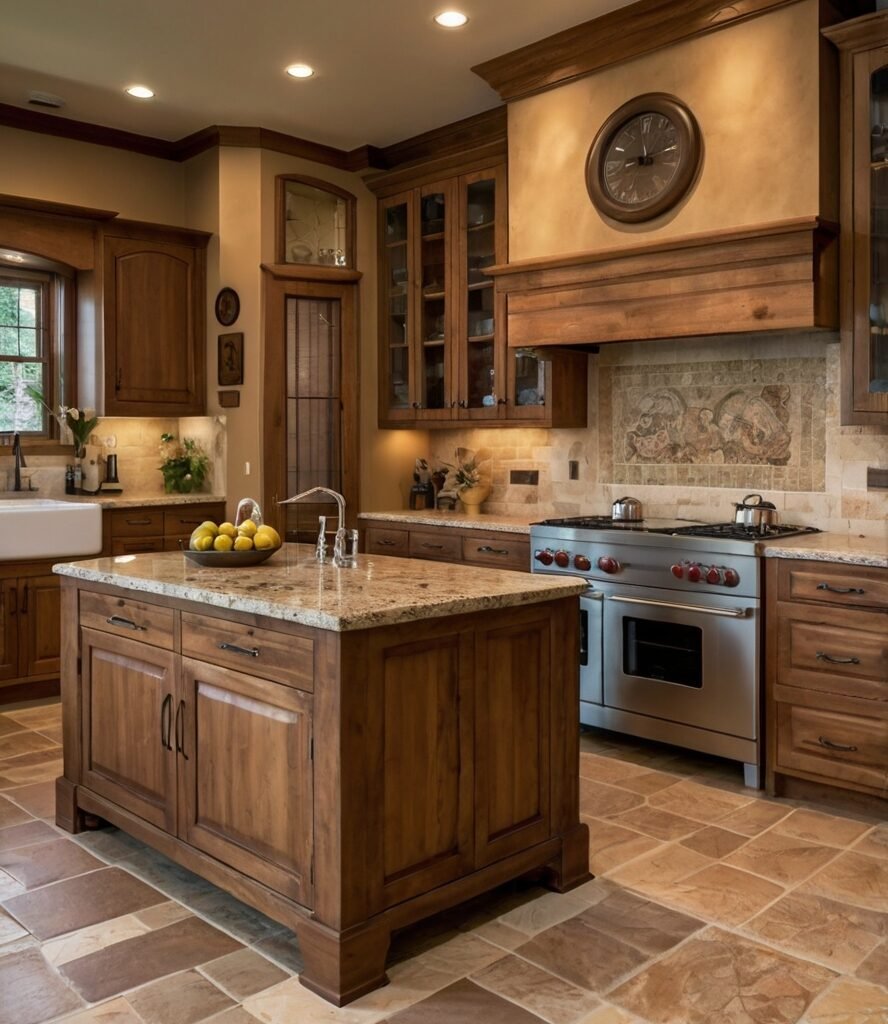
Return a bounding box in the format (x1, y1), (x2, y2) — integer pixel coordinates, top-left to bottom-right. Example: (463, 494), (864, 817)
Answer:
(579, 590), (603, 719)
(602, 583), (758, 739)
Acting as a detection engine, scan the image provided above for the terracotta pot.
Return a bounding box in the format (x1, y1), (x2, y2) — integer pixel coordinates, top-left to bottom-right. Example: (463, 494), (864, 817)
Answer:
(459, 482), (490, 514)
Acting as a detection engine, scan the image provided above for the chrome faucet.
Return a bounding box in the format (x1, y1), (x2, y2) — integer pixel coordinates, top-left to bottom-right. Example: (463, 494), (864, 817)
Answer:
(11, 433), (26, 491)
(278, 487), (356, 567)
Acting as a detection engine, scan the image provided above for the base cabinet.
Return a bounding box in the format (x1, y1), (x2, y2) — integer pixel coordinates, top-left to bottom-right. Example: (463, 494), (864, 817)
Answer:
(362, 520), (529, 571)
(0, 563), (61, 703)
(58, 578), (587, 1007)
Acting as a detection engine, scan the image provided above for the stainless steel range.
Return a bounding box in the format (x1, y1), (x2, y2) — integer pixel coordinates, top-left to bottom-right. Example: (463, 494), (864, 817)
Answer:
(529, 516), (821, 788)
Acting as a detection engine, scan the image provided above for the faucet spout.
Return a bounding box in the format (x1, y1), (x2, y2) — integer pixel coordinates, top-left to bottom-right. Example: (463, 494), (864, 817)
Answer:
(12, 433), (26, 492)
(279, 487), (348, 565)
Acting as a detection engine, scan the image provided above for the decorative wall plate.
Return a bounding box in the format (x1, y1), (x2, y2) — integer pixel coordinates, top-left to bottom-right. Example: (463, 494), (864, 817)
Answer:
(214, 286), (240, 326)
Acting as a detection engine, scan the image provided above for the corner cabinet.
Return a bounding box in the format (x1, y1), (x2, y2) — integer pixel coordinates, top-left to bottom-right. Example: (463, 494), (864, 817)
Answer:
(376, 160), (586, 429)
(0, 562), (61, 704)
(102, 222), (210, 417)
(825, 12), (888, 423)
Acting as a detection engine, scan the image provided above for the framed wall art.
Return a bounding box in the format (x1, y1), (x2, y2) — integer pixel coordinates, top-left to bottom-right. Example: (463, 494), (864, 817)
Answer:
(218, 332), (244, 386)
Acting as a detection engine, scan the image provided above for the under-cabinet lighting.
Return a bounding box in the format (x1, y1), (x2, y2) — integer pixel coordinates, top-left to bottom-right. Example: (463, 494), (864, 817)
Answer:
(2, 253), (25, 263)
(126, 85), (154, 99)
(286, 64), (315, 79)
(434, 10), (468, 27)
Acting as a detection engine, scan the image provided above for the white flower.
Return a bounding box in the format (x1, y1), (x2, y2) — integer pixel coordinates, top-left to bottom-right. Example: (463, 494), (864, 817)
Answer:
(68, 408), (80, 421)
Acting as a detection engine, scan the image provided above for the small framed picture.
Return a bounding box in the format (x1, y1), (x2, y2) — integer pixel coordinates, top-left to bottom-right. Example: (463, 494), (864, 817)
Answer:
(218, 332), (244, 386)
(218, 390), (240, 408)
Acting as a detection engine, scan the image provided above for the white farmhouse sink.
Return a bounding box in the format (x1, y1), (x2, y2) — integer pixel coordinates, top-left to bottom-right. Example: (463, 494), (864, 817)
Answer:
(0, 498), (102, 561)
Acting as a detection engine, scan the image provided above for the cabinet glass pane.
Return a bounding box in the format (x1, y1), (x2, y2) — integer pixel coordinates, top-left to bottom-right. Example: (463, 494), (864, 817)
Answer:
(465, 178), (497, 408)
(385, 203), (410, 409)
(421, 191), (447, 409)
(513, 348), (546, 407)
(283, 181), (349, 266)
(870, 64), (888, 392)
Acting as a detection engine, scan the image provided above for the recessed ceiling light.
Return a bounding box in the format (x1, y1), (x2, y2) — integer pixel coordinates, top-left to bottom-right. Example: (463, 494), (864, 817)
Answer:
(434, 10), (468, 27)
(286, 63), (315, 79)
(126, 85), (154, 99)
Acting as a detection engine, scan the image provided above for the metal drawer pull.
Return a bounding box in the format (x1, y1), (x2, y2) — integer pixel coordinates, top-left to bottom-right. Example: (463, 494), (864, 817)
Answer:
(815, 651), (860, 665)
(816, 582), (864, 595)
(817, 736), (858, 753)
(218, 641), (260, 658)
(160, 694), (172, 751)
(125, 518), (153, 526)
(376, 539), (396, 547)
(421, 542), (445, 549)
(609, 595), (749, 618)
(477, 546), (510, 555)
(175, 700), (188, 760)
(107, 615), (146, 631)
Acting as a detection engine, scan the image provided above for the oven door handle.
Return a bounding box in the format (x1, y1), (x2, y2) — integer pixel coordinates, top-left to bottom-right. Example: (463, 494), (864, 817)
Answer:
(608, 595), (750, 619)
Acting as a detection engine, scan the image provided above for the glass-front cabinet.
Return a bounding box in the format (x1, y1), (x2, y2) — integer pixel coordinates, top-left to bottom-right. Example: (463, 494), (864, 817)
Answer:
(827, 13), (888, 423)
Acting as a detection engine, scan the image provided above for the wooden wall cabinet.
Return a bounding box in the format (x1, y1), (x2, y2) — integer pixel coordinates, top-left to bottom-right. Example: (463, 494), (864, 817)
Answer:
(825, 12), (888, 423)
(102, 222), (210, 417)
(0, 562), (60, 704)
(362, 519), (529, 572)
(376, 162), (586, 429)
(765, 558), (888, 803)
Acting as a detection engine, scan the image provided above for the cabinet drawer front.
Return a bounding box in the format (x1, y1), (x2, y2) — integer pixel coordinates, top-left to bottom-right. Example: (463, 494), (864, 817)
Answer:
(781, 618), (888, 701)
(782, 563), (888, 610)
(408, 530), (463, 562)
(776, 702), (888, 793)
(181, 612), (313, 692)
(111, 538), (165, 556)
(80, 591), (175, 650)
(462, 534), (529, 571)
(365, 527), (408, 557)
(110, 510), (165, 538)
(163, 505), (226, 538)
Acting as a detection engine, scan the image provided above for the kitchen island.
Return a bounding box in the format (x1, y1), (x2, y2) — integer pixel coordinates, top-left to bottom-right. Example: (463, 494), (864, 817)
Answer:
(53, 546), (589, 1006)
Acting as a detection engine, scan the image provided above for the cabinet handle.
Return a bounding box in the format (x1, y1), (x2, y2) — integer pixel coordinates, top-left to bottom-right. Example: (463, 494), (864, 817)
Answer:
(457, 400), (467, 409)
(412, 402), (422, 410)
(375, 539), (396, 547)
(815, 651), (860, 666)
(817, 735), (858, 753)
(125, 518), (153, 526)
(816, 582), (864, 596)
(160, 694), (173, 751)
(7, 586), (16, 619)
(175, 700), (188, 759)
(106, 615), (146, 631)
(497, 397), (508, 406)
(421, 542), (445, 550)
(116, 367), (122, 391)
(20, 583), (28, 615)
(477, 545), (510, 555)
(218, 641), (260, 658)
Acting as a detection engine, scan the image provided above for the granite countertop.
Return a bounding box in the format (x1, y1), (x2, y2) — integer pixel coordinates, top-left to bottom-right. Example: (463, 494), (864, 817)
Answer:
(62, 493), (226, 510)
(359, 510), (534, 534)
(759, 531), (887, 569)
(53, 546), (585, 631)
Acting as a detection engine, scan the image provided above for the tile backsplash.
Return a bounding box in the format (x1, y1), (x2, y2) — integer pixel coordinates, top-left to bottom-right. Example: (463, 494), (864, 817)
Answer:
(427, 332), (888, 538)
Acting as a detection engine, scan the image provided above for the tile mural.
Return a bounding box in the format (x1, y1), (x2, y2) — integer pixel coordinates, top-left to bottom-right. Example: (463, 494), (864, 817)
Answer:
(600, 358), (827, 491)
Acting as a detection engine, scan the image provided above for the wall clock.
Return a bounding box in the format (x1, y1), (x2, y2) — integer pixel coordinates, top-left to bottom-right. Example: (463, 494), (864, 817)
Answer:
(585, 93), (702, 223)
(214, 286), (240, 327)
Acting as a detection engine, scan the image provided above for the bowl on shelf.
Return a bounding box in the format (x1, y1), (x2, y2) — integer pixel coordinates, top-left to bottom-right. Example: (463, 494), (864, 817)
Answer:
(470, 316), (495, 336)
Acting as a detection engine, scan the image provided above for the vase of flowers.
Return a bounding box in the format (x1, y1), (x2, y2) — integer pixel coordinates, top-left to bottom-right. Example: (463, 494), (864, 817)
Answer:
(62, 406), (100, 458)
(159, 433), (210, 494)
(448, 449), (491, 514)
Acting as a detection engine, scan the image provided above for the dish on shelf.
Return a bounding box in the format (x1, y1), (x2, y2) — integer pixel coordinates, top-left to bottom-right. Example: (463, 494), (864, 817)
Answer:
(183, 548), (277, 568)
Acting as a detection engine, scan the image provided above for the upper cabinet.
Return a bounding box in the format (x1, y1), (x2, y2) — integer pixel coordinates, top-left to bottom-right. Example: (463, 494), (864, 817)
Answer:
(102, 222), (210, 417)
(276, 175), (356, 269)
(375, 158), (586, 429)
(826, 12), (888, 424)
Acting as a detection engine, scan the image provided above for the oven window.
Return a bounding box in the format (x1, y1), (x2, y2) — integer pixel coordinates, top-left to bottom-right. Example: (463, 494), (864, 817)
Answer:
(623, 618), (702, 687)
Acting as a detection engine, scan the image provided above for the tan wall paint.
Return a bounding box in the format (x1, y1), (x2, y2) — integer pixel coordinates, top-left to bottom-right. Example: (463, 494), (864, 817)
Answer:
(508, 0), (821, 260)
(0, 126), (186, 224)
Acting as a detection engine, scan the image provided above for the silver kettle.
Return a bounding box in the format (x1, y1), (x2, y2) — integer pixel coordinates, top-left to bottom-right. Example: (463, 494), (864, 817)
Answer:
(612, 496), (643, 522)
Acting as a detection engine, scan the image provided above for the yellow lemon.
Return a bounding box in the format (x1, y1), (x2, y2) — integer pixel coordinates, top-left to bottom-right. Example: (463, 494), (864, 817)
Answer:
(233, 535), (254, 551)
(218, 522), (237, 538)
(213, 533), (234, 552)
(253, 532), (274, 550)
(197, 520), (219, 536)
(193, 534), (214, 552)
(255, 524), (281, 548)
(237, 519), (258, 538)
(189, 526), (215, 549)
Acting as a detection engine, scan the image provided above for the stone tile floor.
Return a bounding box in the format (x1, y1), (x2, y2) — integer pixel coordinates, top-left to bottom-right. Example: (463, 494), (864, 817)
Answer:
(0, 700), (886, 1024)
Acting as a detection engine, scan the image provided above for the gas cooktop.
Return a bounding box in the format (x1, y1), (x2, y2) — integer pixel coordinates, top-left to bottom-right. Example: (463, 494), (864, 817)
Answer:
(534, 516), (821, 542)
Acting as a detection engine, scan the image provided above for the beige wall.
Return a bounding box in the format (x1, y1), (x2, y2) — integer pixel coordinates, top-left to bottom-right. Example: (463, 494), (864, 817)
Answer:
(508, 0), (822, 260)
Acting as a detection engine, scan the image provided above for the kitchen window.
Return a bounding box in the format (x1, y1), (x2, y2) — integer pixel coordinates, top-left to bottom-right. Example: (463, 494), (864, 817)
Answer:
(0, 263), (73, 440)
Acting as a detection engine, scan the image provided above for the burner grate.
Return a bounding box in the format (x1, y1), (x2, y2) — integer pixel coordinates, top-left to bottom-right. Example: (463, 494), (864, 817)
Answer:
(657, 523), (821, 540)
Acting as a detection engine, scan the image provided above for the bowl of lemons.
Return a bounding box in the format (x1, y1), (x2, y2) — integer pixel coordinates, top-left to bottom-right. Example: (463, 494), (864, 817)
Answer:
(183, 517), (282, 567)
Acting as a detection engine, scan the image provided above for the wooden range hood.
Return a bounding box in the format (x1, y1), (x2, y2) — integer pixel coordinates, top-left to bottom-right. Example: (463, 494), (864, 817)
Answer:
(486, 217), (838, 348)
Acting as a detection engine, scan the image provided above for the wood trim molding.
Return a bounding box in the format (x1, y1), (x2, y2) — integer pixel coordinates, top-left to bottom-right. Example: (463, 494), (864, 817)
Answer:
(489, 217), (838, 347)
(822, 8), (888, 49)
(0, 193), (117, 221)
(260, 263), (363, 283)
(101, 218), (212, 247)
(471, 0), (868, 103)
(364, 140), (508, 197)
(374, 107), (506, 174)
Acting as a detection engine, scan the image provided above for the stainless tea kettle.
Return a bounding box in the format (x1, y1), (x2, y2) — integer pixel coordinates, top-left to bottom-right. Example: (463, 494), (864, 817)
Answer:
(733, 493), (778, 529)
(612, 496), (643, 522)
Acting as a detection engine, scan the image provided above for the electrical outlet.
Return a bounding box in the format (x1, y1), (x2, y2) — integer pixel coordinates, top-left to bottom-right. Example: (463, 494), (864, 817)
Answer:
(568, 460), (579, 480)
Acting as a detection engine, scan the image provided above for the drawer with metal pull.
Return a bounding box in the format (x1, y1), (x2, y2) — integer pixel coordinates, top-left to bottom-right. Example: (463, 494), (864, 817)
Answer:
(780, 561), (888, 610)
(163, 505), (226, 539)
(181, 612), (314, 691)
(408, 530), (463, 562)
(462, 533), (529, 571)
(109, 510), (166, 538)
(80, 591), (175, 649)
(364, 527), (409, 557)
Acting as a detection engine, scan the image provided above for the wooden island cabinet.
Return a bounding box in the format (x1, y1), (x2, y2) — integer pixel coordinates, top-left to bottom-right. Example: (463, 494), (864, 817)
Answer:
(55, 548), (589, 1006)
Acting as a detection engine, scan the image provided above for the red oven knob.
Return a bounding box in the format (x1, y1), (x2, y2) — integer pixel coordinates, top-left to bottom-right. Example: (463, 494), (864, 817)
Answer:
(706, 566), (722, 585)
(574, 554), (592, 571)
(597, 556), (621, 574)
(687, 564), (702, 582)
(534, 549), (554, 566)
(723, 568), (740, 587)
(554, 550), (570, 568)
(670, 563), (684, 579)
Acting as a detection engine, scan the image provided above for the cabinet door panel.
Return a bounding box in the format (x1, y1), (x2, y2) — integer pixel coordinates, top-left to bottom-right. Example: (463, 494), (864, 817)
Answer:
(21, 575), (60, 678)
(474, 615), (551, 867)
(80, 627), (176, 832)
(0, 581), (19, 683)
(179, 658), (313, 907)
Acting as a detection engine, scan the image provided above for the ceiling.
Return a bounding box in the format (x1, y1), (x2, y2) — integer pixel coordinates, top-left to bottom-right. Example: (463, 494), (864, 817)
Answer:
(0, 0), (633, 152)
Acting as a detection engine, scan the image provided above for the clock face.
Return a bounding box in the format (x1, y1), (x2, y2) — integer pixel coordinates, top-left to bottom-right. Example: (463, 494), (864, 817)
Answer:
(586, 94), (702, 223)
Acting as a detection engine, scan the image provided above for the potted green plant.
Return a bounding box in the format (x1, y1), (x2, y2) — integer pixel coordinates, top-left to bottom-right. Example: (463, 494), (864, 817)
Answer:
(159, 433), (210, 494)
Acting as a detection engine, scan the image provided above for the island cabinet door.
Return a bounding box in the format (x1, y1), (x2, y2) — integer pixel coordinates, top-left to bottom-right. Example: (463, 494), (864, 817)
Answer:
(473, 611), (552, 868)
(178, 658), (314, 908)
(0, 581), (18, 682)
(80, 627), (177, 834)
